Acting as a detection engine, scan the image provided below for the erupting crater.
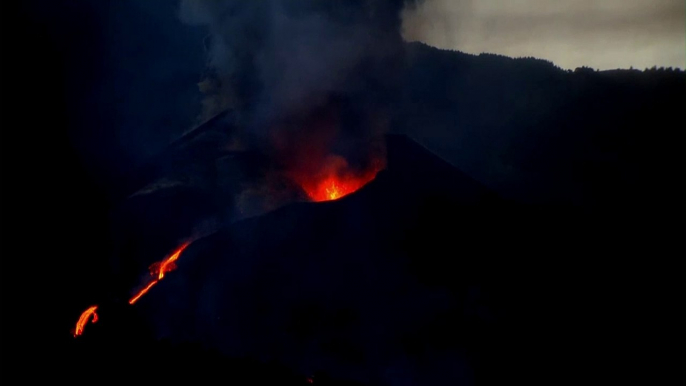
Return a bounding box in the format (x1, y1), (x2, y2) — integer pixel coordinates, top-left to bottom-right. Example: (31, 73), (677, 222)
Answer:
(73, 149), (383, 337)
(292, 154), (383, 202)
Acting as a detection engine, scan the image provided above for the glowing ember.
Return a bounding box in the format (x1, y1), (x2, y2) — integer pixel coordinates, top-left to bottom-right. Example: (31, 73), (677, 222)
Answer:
(73, 305), (98, 337)
(129, 241), (191, 305)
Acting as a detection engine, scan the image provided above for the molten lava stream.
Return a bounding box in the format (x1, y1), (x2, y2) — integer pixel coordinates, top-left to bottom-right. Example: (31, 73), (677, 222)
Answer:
(72, 242), (192, 337)
(154, 241), (190, 280)
(73, 305), (98, 337)
(128, 280), (158, 305)
(129, 241), (191, 305)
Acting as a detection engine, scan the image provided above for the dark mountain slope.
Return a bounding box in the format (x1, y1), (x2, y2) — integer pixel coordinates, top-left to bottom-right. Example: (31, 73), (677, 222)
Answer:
(111, 134), (680, 385)
(398, 42), (685, 210)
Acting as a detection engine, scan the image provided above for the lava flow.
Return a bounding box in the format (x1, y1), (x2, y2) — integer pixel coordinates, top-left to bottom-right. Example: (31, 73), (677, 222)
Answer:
(73, 305), (98, 337)
(129, 241), (191, 305)
(151, 241), (190, 280)
(128, 280), (159, 305)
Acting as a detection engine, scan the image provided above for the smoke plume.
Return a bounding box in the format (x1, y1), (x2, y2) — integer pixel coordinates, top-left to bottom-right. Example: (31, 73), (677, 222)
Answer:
(179, 0), (410, 120)
(179, 0), (424, 213)
(178, 0), (418, 209)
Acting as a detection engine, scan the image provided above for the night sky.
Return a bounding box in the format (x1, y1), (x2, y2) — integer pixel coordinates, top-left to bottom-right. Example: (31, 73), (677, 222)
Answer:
(2, 1), (684, 385)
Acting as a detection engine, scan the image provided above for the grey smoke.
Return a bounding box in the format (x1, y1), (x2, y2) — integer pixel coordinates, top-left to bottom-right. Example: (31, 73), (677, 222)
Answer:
(175, 0), (414, 223)
(178, 0), (409, 129)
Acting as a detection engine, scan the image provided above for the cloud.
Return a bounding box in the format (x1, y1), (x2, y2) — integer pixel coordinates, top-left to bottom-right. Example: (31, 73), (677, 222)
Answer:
(402, 0), (685, 70)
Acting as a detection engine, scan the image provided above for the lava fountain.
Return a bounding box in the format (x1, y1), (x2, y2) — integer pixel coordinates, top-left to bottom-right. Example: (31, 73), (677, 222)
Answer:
(73, 305), (99, 337)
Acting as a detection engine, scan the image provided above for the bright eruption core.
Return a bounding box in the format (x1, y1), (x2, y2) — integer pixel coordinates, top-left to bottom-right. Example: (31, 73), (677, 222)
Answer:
(304, 173), (377, 202)
(294, 155), (382, 202)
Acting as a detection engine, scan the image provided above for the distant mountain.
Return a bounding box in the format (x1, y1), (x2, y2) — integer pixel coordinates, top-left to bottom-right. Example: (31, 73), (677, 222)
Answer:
(397, 42), (685, 209)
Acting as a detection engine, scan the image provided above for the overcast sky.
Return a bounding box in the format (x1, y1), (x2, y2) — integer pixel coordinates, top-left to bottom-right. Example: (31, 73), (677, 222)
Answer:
(401, 0), (685, 70)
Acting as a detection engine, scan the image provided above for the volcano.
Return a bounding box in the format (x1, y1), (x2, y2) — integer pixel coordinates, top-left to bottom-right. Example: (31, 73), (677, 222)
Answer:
(67, 71), (684, 384)
(7, 2), (684, 383)
(54, 41), (684, 386)
(83, 130), (622, 385)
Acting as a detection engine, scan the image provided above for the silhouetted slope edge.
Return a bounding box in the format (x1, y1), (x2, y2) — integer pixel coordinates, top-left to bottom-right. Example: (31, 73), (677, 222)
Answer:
(399, 41), (685, 209)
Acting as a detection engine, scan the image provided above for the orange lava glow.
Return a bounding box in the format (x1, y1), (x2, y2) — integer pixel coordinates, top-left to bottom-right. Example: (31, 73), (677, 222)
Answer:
(129, 280), (159, 305)
(70, 242), (193, 336)
(73, 305), (98, 337)
(153, 241), (191, 280)
(297, 156), (382, 202)
(129, 241), (191, 305)
(306, 174), (375, 202)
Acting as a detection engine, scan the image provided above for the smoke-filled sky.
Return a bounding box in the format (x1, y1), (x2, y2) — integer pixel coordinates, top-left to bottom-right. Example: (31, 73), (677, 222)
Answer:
(402, 0), (686, 70)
